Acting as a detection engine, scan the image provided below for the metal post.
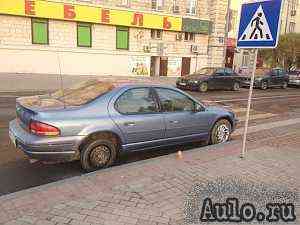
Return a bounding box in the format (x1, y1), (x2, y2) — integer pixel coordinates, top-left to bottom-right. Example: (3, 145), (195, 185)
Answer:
(241, 48), (258, 158)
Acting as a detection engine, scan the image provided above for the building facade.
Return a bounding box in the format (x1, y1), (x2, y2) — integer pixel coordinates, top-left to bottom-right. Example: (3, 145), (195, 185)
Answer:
(0, 0), (228, 77)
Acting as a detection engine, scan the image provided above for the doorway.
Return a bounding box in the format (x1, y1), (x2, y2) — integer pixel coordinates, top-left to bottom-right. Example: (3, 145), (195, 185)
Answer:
(181, 57), (191, 76)
(159, 57), (168, 76)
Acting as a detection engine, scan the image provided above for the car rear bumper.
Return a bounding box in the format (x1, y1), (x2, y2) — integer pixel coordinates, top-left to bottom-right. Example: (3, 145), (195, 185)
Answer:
(9, 119), (84, 161)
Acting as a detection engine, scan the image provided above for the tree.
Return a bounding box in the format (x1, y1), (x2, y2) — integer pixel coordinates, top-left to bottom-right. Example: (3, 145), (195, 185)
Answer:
(259, 33), (300, 70)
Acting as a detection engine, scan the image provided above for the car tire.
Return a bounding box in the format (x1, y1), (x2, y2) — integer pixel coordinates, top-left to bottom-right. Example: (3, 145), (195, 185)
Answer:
(260, 81), (268, 90)
(80, 138), (117, 172)
(199, 82), (208, 92)
(282, 81), (288, 89)
(232, 82), (240, 91)
(210, 119), (232, 145)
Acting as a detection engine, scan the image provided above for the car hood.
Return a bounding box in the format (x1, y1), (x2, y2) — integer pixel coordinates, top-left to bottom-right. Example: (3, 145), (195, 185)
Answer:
(183, 74), (210, 81)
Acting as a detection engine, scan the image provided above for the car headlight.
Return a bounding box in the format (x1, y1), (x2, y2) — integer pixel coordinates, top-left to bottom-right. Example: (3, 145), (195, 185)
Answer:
(255, 77), (263, 81)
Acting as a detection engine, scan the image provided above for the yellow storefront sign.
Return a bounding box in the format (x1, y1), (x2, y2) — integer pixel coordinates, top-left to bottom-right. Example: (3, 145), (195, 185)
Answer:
(0, 0), (182, 31)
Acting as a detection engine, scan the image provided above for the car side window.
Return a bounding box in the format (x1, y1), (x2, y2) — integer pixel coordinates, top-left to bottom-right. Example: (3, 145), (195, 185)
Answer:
(155, 88), (194, 113)
(215, 68), (225, 76)
(277, 69), (285, 76)
(115, 88), (158, 114)
(225, 68), (233, 76)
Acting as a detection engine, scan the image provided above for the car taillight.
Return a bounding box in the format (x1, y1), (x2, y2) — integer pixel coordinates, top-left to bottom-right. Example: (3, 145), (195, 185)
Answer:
(29, 120), (60, 136)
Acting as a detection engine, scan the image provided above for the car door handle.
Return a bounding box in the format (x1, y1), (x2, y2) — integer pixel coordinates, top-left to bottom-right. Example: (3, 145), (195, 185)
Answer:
(124, 122), (136, 127)
(170, 120), (179, 124)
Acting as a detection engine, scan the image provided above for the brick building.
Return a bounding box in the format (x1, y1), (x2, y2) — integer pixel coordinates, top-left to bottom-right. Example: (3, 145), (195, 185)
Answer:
(0, 0), (228, 77)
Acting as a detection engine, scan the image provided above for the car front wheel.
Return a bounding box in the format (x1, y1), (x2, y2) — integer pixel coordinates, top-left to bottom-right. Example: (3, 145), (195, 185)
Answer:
(210, 119), (232, 145)
(260, 81), (268, 90)
(80, 138), (117, 172)
(199, 82), (208, 92)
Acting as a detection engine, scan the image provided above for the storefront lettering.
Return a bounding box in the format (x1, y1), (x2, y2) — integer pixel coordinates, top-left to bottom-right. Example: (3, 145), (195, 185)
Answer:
(163, 17), (172, 29)
(131, 13), (144, 26)
(25, 0), (35, 15)
(101, 9), (110, 23)
(64, 4), (76, 19)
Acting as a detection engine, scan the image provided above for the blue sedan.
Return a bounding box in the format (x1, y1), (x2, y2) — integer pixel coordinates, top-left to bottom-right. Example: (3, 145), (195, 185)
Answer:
(9, 84), (237, 172)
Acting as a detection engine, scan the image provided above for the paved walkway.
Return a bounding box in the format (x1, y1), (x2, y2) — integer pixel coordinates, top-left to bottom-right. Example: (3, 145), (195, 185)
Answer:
(0, 123), (299, 225)
(0, 73), (177, 92)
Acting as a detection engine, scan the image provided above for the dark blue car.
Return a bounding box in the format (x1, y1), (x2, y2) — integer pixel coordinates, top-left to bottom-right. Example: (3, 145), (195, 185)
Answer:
(9, 83), (237, 171)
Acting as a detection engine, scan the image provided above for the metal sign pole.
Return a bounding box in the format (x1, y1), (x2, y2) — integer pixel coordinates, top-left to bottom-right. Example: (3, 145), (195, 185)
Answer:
(241, 48), (258, 158)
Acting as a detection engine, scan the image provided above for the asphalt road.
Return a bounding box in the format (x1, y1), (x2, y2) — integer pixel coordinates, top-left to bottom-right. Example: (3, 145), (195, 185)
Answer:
(0, 87), (299, 196)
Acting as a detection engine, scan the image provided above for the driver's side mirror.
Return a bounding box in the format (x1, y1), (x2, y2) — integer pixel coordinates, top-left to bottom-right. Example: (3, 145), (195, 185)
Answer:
(194, 103), (205, 112)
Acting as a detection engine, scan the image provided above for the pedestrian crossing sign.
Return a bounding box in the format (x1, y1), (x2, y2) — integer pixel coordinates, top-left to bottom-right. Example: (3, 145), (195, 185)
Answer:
(237, 0), (283, 49)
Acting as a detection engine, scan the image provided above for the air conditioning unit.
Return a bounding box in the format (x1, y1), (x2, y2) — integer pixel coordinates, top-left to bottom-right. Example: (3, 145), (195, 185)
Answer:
(173, 5), (180, 13)
(191, 45), (200, 53)
(176, 33), (183, 41)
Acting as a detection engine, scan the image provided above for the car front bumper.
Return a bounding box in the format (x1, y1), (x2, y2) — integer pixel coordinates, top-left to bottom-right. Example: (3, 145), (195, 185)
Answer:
(176, 82), (199, 91)
(9, 119), (84, 161)
(289, 79), (300, 86)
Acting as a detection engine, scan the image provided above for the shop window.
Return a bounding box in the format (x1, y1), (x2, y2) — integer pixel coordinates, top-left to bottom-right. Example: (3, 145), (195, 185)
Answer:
(151, 29), (162, 39)
(32, 18), (49, 45)
(186, 0), (197, 15)
(77, 23), (92, 47)
(184, 32), (195, 42)
(116, 26), (129, 50)
(152, 0), (164, 11)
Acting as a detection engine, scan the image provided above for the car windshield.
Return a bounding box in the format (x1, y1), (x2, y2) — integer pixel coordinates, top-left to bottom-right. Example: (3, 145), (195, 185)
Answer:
(192, 68), (216, 75)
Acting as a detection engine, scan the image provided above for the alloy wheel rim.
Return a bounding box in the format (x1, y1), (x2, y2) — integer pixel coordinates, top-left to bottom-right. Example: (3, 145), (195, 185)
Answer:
(216, 124), (230, 143)
(200, 83), (208, 92)
(90, 145), (111, 167)
(234, 83), (240, 90)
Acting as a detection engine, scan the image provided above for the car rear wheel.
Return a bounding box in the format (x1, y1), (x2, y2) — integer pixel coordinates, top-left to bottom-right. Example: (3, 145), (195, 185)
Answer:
(199, 82), (208, 92)
(232, 82), (240, 91)
(260, 81), (268, 90)
(282, 81), (288, 89)
(80, 138), (117, 172)
(210, 119), (231, 145)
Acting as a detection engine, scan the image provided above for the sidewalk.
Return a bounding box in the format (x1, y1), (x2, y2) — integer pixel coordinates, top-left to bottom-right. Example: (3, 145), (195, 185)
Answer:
(0, 73), (177, 92)
(0, 125), (299, 225)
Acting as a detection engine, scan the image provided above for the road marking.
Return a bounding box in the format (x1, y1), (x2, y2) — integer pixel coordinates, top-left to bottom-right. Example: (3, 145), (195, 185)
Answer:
(238, 113), (275, 122)
(204, 94), (300, 103)
(233, 117), (300, 136)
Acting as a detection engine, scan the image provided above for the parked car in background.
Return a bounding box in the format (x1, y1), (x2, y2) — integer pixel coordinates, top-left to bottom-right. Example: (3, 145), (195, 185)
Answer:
(242, 68), (289, 90)
(9, 81), (237, 172)
(176, 67), (243, 92)
(288, 70), (300, 87)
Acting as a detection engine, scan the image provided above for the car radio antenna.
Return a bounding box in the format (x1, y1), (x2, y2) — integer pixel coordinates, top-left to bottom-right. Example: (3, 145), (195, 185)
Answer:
(56, 52), (66, 109)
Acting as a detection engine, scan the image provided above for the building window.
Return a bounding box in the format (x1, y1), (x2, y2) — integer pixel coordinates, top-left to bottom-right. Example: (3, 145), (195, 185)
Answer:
(152, 0), (164, 11)
(116, 26), (129, 50)
(173, 0), (180, 13)
(120, 0), (130, 7)
(151, 29), (162, 39)
(242, 52), (250, 67)
(289, 22), (295, 33)
(186, 0), (197, 15)
(32, 18), (48, 45)
(184, 32), (195, 42)
(77, 23), (92, 47)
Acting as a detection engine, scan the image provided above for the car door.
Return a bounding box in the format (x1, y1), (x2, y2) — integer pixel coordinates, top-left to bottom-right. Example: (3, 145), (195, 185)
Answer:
(111, 87), (165, 150)
(154, 87), (211, 140)
(224, 68), (236, 88)
(210, 68), (226, 89)
(276, 69), (287, 85)
(269, 69), (278, 86)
